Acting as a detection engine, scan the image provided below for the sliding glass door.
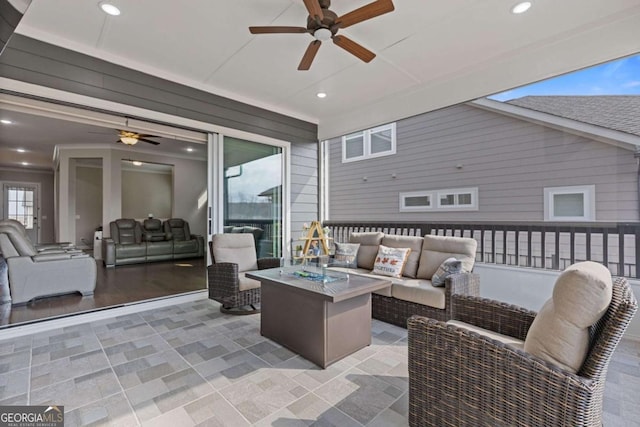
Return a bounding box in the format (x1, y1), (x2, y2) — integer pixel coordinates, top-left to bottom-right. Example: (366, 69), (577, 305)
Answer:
(222, 137), (283, 257)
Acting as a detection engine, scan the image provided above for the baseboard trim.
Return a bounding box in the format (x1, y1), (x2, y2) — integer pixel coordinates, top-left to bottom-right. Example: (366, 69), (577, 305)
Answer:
(0, 290), (209, 340)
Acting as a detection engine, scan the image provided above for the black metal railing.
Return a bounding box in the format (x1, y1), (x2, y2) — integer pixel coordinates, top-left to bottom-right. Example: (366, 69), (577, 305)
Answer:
(323, 221), (640, 278)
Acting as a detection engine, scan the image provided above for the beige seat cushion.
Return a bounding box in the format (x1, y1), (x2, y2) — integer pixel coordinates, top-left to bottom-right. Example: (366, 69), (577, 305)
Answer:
(524, 261), (613, 373)
(392, 279), (446, 309)
(417, 235), (477, 279)
(238, 272), (261, 291)
(447, 320), (525, 349)
(211, 233), (258, 272)
(381, 235), (424, 278)
(349, 232), (384, 270)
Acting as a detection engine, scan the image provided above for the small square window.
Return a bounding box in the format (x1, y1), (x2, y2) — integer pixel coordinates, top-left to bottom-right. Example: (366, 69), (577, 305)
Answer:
(544, 185), (595, 221)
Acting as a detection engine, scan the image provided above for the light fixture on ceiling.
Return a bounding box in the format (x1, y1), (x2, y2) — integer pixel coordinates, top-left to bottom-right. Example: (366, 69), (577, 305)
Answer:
(313, 28), (332, 42)
(187, 148), (194, 152)
(132, 161), (143, 166)
(1, 119), (12, 124)
(99, 1), (121, 16)
(21, 162), (28, 166)
(511, 2), (532, 14)
(120, 136), (139, 145)
(316, 92), (327, 99)
(17, 148), (26, 153)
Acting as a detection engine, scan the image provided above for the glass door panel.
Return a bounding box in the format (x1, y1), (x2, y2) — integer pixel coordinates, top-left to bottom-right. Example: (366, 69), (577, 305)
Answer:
(223, 137), (283, 257)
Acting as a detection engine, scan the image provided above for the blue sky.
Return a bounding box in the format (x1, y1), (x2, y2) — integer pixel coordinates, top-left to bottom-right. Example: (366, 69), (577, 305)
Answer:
(489, 53), (640, 102)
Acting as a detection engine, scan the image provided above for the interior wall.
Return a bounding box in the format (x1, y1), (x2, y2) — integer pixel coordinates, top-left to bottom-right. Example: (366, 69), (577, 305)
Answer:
(121, 169), (172, 219)
(56, 146), (207, 241)
(0, 168), (54, 243)
(75, 165), (102, 247)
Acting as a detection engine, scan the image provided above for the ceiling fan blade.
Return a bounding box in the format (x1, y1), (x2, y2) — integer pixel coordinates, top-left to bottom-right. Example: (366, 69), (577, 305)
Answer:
(249, 26), (308, 34)
(335, 0), (395, 29)
(332, 35), (375, 63)
(303, 0), (324, 20)
(298, 40), (321, 70)
(139, 138), (160, 146)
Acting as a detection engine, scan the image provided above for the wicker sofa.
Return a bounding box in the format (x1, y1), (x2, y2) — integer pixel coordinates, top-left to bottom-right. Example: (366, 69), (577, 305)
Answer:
(331, 232), (480, 327)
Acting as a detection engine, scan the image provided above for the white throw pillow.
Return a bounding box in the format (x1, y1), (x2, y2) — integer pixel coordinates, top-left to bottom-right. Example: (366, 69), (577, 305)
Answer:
(371, 245), (411, 278)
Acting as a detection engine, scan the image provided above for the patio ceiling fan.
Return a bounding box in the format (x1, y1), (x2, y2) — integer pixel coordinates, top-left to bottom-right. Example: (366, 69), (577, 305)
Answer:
(249, 0), (395, 70)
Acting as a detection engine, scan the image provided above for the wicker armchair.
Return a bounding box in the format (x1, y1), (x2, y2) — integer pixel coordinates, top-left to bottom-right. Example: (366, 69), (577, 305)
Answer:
(208, 233), (280, 314)
(408, 277), (637, 427)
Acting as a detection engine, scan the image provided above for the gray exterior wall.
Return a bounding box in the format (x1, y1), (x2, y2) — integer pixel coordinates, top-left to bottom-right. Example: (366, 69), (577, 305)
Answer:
(0, 0), (22, 55)
(328, 103), (638, 222)
(291, 143), (319, 236)
(0, 34), (320, 238)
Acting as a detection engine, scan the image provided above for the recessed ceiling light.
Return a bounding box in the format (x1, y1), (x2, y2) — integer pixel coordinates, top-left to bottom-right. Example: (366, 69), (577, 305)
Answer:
(21, 162), (28, 166)
(316, 92), (327, 99)
(187, 148), (194, 152)
(1, 119), (12, 124)
(511, 2), (532, 14)
(99, 2), (121, 16)
(17, 148), (26, 153)
(132, 161), (143, 166)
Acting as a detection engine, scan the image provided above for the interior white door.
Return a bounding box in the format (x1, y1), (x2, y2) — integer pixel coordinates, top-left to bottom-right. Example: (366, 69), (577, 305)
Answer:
(2, 182), (40, 243)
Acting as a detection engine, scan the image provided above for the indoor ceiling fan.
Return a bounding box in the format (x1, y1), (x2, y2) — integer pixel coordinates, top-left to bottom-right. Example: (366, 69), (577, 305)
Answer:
(116, 130), (160, 146)
(249, 0), (395, 70)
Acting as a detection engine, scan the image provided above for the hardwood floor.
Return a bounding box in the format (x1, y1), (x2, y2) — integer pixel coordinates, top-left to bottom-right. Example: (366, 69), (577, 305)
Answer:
(0, 257), (206, 327)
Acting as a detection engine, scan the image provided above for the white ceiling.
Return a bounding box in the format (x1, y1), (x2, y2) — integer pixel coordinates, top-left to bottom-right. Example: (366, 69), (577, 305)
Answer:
(9, 0), (640, 141)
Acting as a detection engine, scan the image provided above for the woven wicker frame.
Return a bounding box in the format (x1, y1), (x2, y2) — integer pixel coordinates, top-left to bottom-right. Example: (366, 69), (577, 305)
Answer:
(372, 272), (480, 327)
(207, 257), (281, 310)
(407, 277), (637, 427)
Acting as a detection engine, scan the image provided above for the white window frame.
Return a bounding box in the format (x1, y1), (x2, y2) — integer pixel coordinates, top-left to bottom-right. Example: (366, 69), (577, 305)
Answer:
(399, 187), (478, 212)
(435, 187), (478, 211)
(544, 185), (595, 221)
(342, 123), (396, 163)
(399, 191), (434, 212)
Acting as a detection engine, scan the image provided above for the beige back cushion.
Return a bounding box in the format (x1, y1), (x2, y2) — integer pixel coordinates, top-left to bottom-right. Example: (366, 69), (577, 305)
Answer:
(381, 235), (424, 278)
(349, 232), (384, 270)
(211, 233), (258, 272)
(524, 261), (613, 373)
(417, 235), (477, 279)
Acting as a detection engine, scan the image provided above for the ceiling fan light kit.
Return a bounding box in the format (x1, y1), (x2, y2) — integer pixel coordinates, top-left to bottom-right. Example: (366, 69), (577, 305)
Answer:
(249, 0), (395, 70)
(120, 136), (138, 145)
(117, 130), (160, 146)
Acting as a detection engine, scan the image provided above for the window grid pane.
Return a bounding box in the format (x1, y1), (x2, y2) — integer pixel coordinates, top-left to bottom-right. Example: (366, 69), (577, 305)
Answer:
(370, 129), (392, 154)
(405, 196), (430, 207)
(345, 135), (364, 158)
(7, 187), (34, 229)
(554, 193), (584, 217)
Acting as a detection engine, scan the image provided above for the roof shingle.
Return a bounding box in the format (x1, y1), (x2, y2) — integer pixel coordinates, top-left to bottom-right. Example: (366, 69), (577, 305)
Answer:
(506, 95), (640, 137)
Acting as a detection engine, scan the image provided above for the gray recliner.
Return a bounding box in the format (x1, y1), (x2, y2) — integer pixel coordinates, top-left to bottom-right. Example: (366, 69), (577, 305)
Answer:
(0, 219), (74, 251)
(0, 226), (96, 304)
(164, 218), (204, 259)
(104, 218), (147, 266)
(142, 218), (174, 262)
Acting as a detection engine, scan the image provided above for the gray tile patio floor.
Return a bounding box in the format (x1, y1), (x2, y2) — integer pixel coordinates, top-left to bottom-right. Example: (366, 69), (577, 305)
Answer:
(0, 298), (638, 426)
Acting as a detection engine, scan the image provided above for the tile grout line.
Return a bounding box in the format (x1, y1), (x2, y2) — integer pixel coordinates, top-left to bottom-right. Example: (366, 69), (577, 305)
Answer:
(91, 317), (144, 427)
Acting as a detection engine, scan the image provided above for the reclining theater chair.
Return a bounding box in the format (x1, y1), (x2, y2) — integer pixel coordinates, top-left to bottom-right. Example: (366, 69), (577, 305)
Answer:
(0, 225), (96, 304)
(164, 218), (204, 259)
(208, 233), (280, 314)
(408, 261), (637, 427)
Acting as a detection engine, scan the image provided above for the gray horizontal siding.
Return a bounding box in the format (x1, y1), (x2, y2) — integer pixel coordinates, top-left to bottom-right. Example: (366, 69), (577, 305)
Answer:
(290, 142), (319, 242)
(0, 35), (318, 144)
(328, 103), (638, 222)
(0, 0), (22, 54)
